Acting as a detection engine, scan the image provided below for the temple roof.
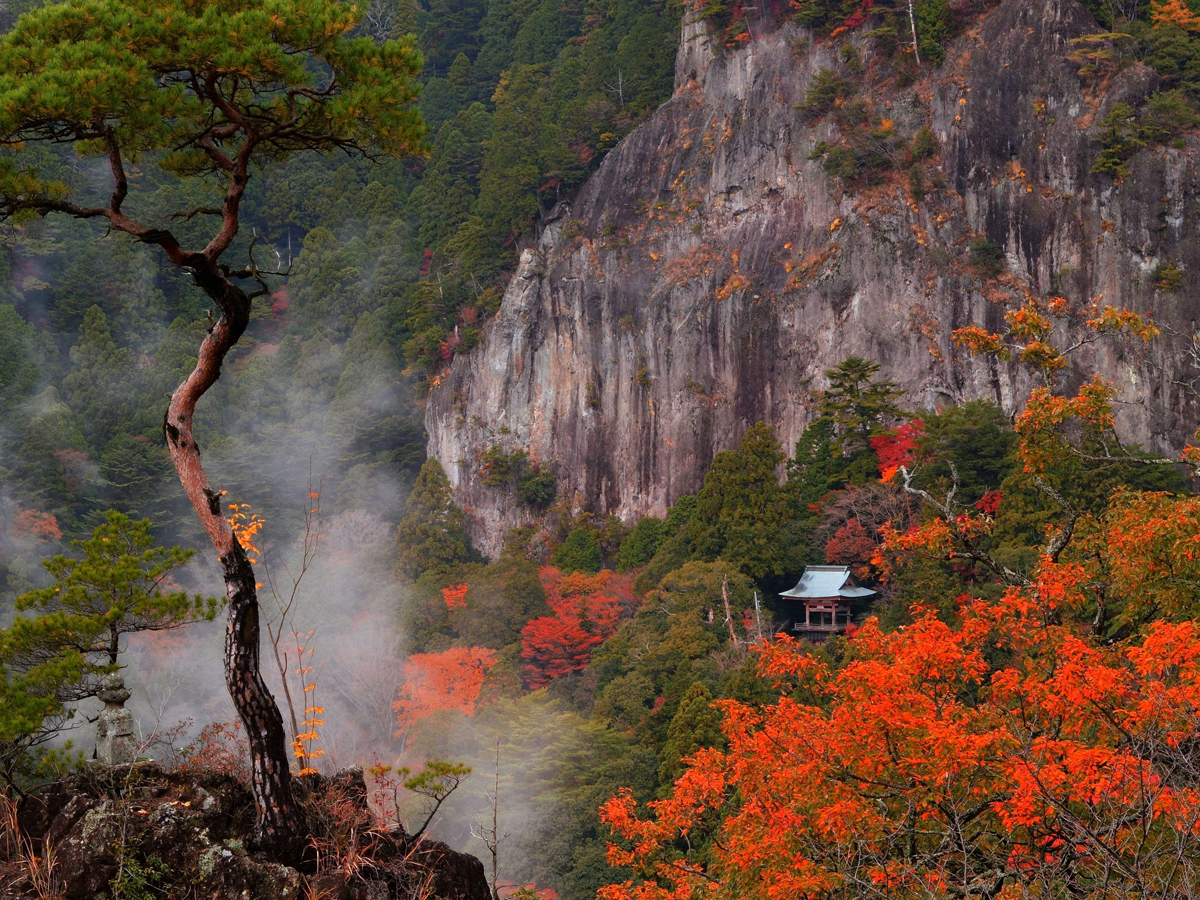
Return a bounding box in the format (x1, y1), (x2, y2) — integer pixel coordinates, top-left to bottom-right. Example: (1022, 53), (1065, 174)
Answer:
(780, 566), (877, 601)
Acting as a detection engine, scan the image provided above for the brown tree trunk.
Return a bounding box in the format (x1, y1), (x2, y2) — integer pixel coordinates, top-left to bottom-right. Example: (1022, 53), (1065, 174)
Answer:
(220, 541), (307, 859)
(163, 271), (306, 862)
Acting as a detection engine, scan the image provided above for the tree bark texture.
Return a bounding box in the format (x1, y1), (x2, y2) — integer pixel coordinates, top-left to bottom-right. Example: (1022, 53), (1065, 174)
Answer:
(163, 273), (306, 861)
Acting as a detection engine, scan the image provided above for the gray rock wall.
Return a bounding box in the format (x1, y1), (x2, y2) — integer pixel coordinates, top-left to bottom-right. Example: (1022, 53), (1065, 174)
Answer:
(427, 0), (1200, 557)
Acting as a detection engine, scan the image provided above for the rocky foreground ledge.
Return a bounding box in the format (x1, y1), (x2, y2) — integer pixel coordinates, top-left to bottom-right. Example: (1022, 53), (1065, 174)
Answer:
(0, 764), (489, 900)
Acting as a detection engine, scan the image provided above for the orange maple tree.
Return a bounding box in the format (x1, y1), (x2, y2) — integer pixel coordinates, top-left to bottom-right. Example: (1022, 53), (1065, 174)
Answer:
(12, 508), (62, 541)
(882, 296), (1181, 593)
(601, 566), (1200, 898)
(393, 646), (497, 734)
(521, 567), (634, 689)
(1152, 0), (1200, 31)
(442, 583), (469, 609)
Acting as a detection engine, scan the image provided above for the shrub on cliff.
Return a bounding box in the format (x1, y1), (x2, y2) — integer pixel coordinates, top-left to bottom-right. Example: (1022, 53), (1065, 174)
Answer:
(479, 446), (558, 510)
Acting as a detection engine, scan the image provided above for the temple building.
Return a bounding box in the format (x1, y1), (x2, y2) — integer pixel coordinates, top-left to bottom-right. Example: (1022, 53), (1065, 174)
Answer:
(779, 566), (876, 643)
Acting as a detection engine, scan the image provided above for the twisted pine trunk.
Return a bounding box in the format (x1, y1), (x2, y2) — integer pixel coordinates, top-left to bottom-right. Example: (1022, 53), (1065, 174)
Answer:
(163, 271), (306, 861)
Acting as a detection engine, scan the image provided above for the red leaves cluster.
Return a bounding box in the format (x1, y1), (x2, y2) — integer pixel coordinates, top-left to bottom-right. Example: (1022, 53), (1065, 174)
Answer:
(600, 570), (1200, 898)
(869, 419), (923, 482)
(975, 489), (1003, 516)
(441, 583), (469, 609)
(520, 567), (634, 689)
(12, 508), (61, 541)
(838, 0), (875, 31)
(824, 517), (877, 581)
(393, 646), (497, 731)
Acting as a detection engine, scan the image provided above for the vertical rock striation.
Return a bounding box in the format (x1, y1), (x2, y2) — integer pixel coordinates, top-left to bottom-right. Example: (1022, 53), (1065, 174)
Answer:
(428, 0), (1200, 557)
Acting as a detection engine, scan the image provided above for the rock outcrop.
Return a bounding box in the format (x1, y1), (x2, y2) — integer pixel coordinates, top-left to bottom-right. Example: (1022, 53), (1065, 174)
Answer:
(427, 0), (1200, 556)
(6, 765), (490, 900)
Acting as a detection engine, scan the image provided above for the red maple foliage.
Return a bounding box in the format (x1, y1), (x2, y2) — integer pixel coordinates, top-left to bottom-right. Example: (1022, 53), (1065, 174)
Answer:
(833, 0), (875, 34)
(12, 508), (62, 541)
(520, 567), (634, 689)
(975, 488), (1003, 516)
(824, 517), (877, 581)
(441, 583), (469, 609)
(600, 559), (1200, 898)
(393, 646), (497, 732)
(869, 418), (923, 482)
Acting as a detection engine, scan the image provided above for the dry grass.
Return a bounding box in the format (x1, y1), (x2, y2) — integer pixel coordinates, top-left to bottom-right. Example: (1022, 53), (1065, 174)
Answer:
(0, 793), (63, 900)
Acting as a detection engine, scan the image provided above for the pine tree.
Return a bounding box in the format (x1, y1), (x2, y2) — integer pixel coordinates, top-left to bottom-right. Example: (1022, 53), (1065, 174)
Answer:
(820, 357), (905, 459)
(397, 459), (476, 580)
(689, 423), (796, 579)
(658, 681), (723, 787)
(0, 0), (423, 857)
(0, 303), (36, 412)
(17, 511), (222, 667)
(60, 306), (138, 451)
(552, 526), (602, 573)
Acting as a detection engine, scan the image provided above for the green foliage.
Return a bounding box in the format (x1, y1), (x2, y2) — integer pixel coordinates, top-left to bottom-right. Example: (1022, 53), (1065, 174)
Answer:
(60, 306), (137, 451)
(397, 0), (680, 384)
(914, 0), (952, 66)
(615, 517), (667, 571)
(658, 681), (722, 787)
(1155, 260), (1185, 291)
(791, 0), (963, 66)
(820, 357), (905, 461)
(0, 0), (424, 205)
(0, 512), (219, 788)
(789, 416), (841, 505)
(553, 526), (603, 574)
(809, 108), (909, 186)
(593, 561), (751, 728)
(1091, 91), (1196, 177)
(396, 459), (477, 580)
(801, 68), (854, 119)
(1141, 89), (1199, 140)
(968, 239), (1006, 277)
(479, 445), (558, 509)
(17, 511), (222, 666)
(1092, 102), (1148, 176)
(111, 849), (169, 900)
(0, 635), (90, 788)
(0, 303), (37, 411)
(911, 126), (938, 161)
(687, 424), (800, 580)
(914, 401), (1016, 504)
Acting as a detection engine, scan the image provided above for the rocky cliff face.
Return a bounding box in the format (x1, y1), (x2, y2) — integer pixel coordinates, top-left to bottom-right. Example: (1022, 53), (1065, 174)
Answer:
(427, 0), (1200, 557)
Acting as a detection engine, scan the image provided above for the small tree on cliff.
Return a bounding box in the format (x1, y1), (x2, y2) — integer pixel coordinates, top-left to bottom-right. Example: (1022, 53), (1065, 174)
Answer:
(17, 511), (222, 667)
(0, 0), (422, 858)
(820, 357), (905, 460)
(396, 459), (476, 580)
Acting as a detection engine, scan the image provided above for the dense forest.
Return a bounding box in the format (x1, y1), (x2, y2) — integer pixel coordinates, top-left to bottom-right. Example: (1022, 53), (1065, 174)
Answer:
(1, 0), (1200, 898)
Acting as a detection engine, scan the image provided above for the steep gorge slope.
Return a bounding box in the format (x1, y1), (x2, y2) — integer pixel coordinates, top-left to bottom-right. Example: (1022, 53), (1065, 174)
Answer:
(427, 0), (1200, 555)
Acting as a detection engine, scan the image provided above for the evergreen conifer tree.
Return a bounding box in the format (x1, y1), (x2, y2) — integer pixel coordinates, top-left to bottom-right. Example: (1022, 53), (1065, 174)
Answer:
(17, 511), (222, 667)
(689, 423), (795, 579)
(658, 681), (723, 787)
(397, 459), (476, 580)
(820, 356), (905, 459)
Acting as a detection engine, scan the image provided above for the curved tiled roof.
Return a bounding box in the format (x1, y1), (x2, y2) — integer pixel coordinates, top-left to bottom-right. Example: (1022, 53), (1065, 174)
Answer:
(780, 565), (877, 600)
